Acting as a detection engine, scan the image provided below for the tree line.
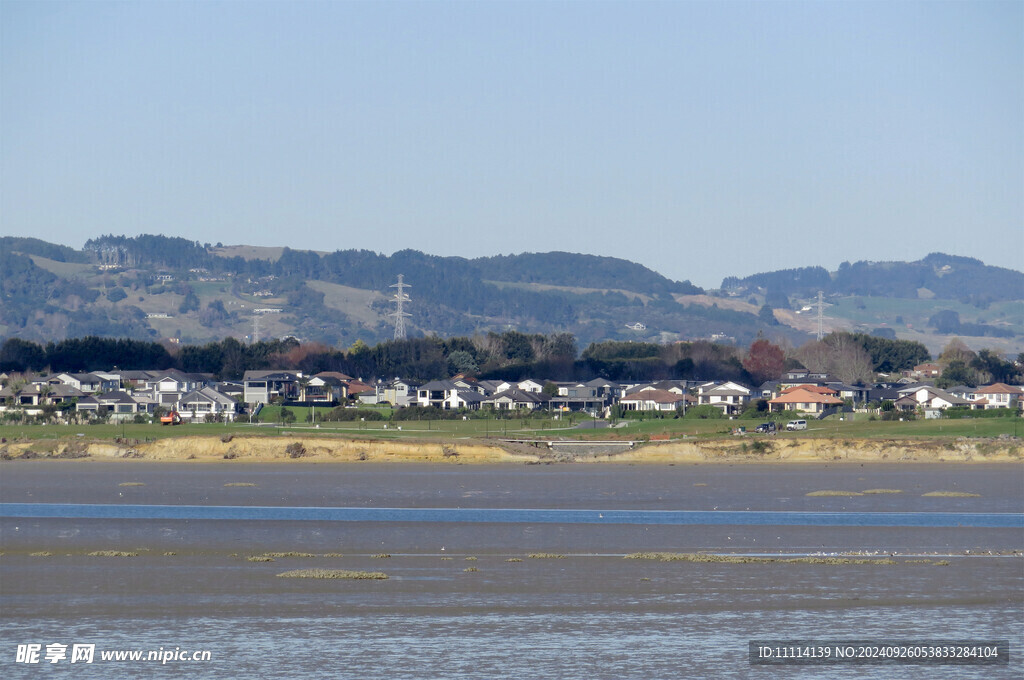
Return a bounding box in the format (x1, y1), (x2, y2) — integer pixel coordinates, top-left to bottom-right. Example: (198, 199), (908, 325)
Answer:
(0, 331), (976, 387)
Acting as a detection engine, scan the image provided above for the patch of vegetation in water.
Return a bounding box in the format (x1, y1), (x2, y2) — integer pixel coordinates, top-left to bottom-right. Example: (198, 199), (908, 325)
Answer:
(624, 552), (897, 565)
(528, 553), (567, 559)
(276, 569), (388, 580)
(806, 490), (865, 496)
(118, 482), (145, 487)
(87, 550), (138, 557)
(862, 488), (902, 494)
(922, 491), (980, 497)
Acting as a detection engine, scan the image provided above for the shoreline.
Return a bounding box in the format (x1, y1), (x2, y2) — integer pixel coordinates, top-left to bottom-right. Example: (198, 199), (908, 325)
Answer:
(1, 433), (1021, 464)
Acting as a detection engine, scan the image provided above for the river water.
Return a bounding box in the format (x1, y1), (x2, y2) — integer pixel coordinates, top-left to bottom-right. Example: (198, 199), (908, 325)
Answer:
(1, 461), (1021, 678)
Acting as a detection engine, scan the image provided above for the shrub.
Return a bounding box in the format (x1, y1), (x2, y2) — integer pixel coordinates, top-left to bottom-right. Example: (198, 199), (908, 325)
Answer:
(321, 407), (385, 422)
(683, 405), (725, 420)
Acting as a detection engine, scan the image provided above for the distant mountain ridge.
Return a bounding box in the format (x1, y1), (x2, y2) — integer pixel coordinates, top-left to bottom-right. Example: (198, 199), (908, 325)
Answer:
(1, 235), (1021, 355)
(722, 253), (1024, 304)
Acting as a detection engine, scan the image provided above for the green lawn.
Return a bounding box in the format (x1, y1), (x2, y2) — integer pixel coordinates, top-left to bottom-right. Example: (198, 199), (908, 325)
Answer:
(2, 412), (1019, 443)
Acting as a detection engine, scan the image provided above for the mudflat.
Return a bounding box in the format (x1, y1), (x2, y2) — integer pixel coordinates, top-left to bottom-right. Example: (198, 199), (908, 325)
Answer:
(1, 463), (1021, 679)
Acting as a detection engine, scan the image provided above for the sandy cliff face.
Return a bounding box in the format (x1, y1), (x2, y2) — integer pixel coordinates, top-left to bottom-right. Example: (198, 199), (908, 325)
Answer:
(616, 437), (1022, 463)
(3, 434), (1020, 464)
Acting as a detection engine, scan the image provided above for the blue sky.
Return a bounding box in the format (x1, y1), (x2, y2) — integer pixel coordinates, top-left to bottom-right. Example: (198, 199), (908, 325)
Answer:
(2, 1), (1021, 289)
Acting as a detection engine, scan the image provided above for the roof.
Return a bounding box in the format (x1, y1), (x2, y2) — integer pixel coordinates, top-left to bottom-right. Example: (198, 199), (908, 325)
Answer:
(243, 370), (301, 381)
(769, 388), (843, 405)
(419, 379), (461, 391)
(345, 380), (373, 395)
(903, 387), (973, 406)
(975, 383), (1024, 395)
(489, 389), (546, 403)
(316, 371), (354, 381)
(451, 390), (485, 404)
(309, 375), (344, 386)
(621, 388), (686, 404)
(95, 390), (139, 405)
(179, 386), (237, 406)
(780, 384), (837, 396)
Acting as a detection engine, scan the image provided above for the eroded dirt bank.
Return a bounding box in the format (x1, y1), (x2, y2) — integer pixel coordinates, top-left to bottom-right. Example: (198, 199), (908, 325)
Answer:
(1, 434), (1021, 464)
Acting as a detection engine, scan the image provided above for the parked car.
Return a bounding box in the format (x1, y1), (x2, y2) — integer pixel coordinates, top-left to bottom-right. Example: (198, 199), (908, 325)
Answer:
(786, 419), (807, 431)
(755, 422), (777, 433)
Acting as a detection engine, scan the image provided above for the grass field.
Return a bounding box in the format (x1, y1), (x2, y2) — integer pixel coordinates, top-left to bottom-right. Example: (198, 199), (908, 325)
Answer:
(1, 412), (1019, 443)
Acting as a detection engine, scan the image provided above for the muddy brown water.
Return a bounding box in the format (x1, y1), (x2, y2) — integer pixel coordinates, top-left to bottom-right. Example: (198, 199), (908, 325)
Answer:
(1, 462), (1021, 678)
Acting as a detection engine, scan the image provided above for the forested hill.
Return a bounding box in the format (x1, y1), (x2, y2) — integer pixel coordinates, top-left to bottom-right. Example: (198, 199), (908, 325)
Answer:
(1, 235), (1021, 355)
(722, 253), (1024, 304)
(0, 235), (738, 348)
(471, 252), (700, 295)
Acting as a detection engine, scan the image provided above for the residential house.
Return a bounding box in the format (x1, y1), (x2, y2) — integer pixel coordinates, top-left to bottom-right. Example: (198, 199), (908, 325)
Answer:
(443, 390), (485, 411)
(75, 391), (144, 421)
(908, 362), (942, 379)
(145, 370), (208, 407)
(768, 387), (843, 414)
(516, 379), (545, 393)
(549, 382), (605, 413)
(301, 376), (346, 404)
(619, 388), (689, 412)
(177, 386), (239, 421)
(893, 386), (973, 412)
(779, 369), (832, 388)
(416, 380), (463, 408)
(51, 373), (105, 393)
(378, 379), (419, 407)
(474, 380), (505, 396)
(344, 379), (374, 400)
(973, 383), (1023, 410)
(484, 388), (548, 411)
(243, 371), (302, 405)
(697, 381), (752, 416)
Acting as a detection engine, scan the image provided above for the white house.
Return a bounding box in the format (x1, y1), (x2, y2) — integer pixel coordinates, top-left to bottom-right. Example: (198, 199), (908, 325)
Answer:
(697, 381), (752, 416)
(974, 383), (1023, 410)
(619, 388), (688, 412)
(177, 386), (238, 421)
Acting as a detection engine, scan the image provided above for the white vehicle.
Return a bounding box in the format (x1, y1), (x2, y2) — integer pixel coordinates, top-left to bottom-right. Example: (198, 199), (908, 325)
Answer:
(786, 419), (807, 431)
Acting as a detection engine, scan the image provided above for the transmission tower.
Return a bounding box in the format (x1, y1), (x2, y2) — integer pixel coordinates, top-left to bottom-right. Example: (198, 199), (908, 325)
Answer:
(390, 275), (411, 340)
(816, 291), (825, 340)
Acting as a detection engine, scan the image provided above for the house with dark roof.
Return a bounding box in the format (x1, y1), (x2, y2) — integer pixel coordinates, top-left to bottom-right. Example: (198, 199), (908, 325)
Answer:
(416, 380), (463, 408)
(243, 370), (302, 405)
(444, 390), (486, 410)
(549, 382), (606, 413)
(484, 388), (548, 411)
